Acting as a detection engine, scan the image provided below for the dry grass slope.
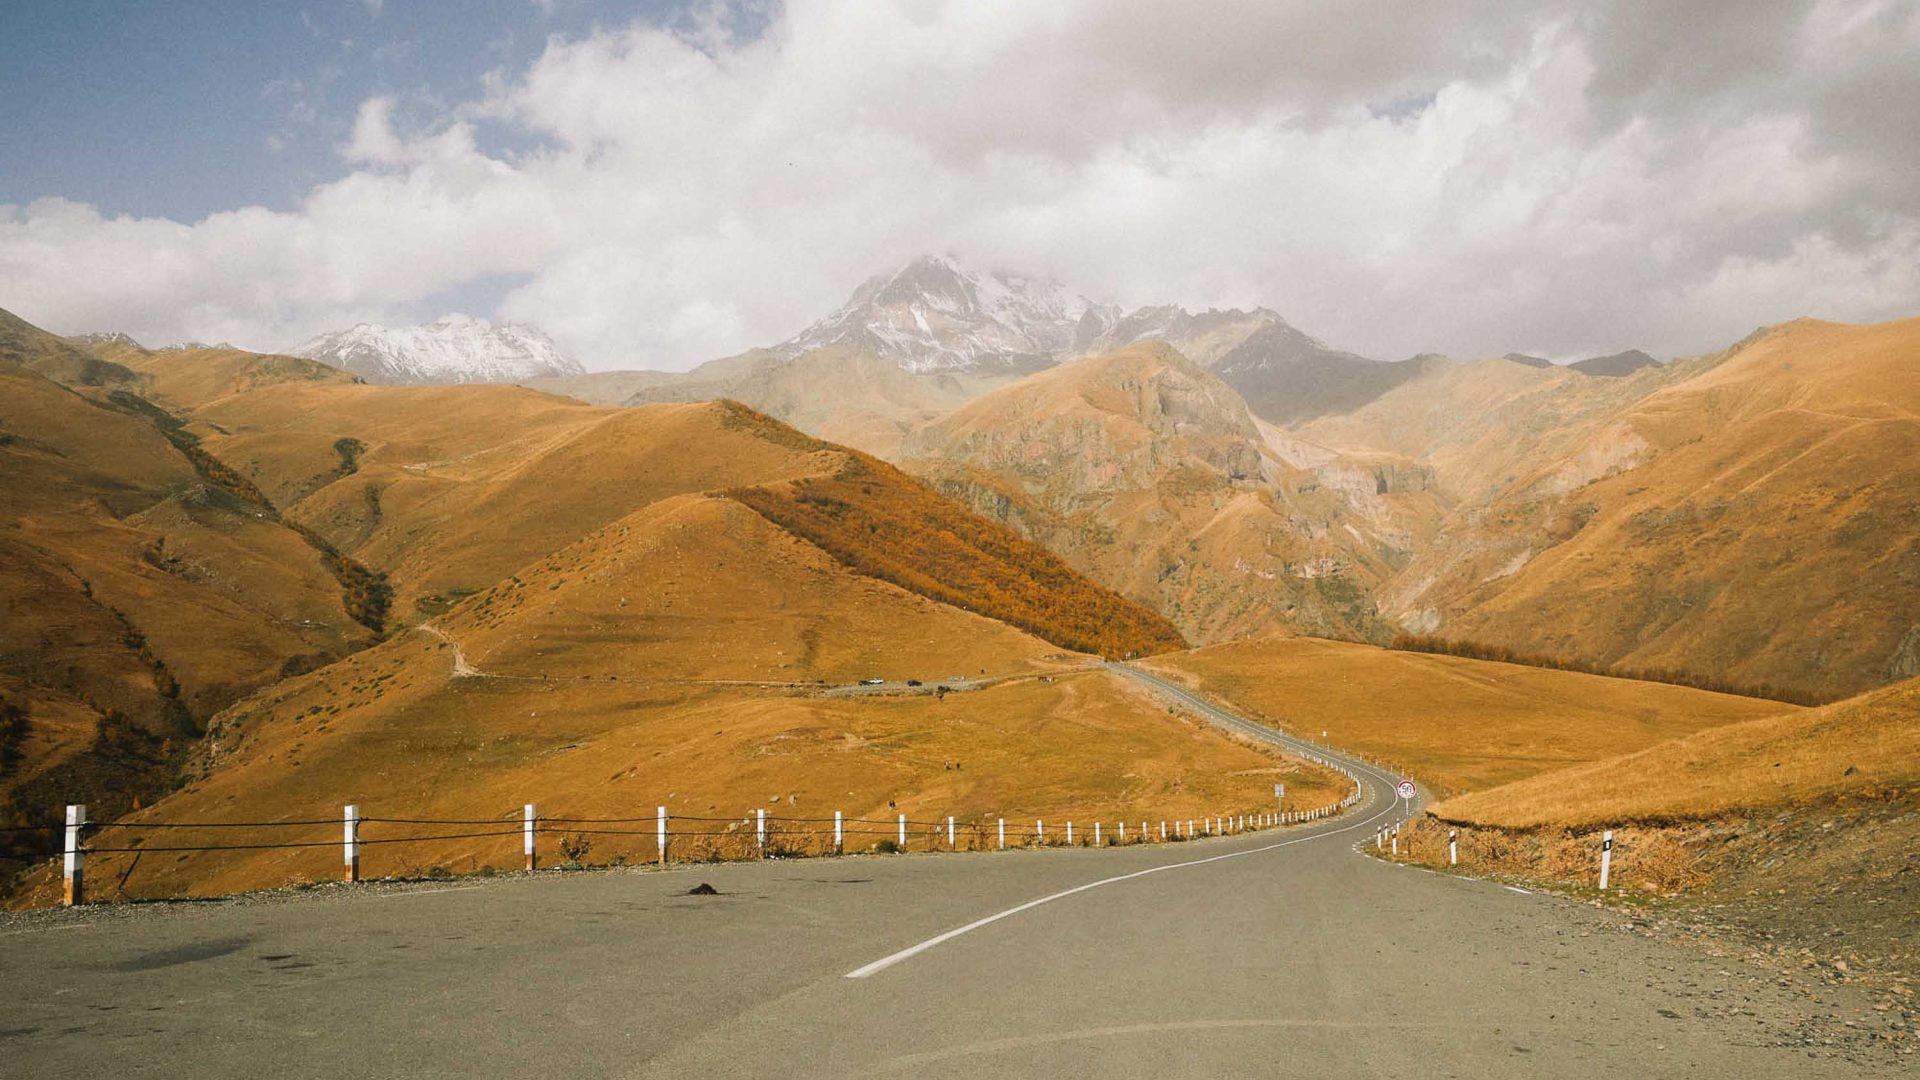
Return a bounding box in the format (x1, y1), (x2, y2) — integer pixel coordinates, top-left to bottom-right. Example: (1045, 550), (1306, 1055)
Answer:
(1431, 676), (1920, 830)
(726, 409), (1187, 659)
(1144, 636), (1789, 796)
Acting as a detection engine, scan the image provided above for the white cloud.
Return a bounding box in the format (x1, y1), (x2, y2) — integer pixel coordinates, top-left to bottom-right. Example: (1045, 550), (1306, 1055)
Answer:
(3, 0), (1916, 368)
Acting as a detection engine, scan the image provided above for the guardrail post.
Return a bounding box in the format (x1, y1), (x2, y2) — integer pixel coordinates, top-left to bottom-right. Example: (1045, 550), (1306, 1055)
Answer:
(998, 817), (1006, 850)
(897, 814), (906, 850)
(757, 808), (767, 856)
(657, 806), (668, 865)
(834, 810), (843, 853)
(63, 804), (85, 906)
(1599, 830), (1613, 891)
(946, 815), (955, 848)
(524, 803), (537, 871)
(1448, 829), (1458, 866)
(343, 804), (359, 882)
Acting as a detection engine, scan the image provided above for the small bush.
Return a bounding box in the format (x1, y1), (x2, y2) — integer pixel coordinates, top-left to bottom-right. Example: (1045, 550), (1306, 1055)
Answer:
(558, 833), (593, 867)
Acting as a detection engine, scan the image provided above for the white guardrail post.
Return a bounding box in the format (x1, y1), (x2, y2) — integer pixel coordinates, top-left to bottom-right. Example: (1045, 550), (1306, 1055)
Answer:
(524, 803), (537, 871)
(63, 804), (85, 906)
(1599, 830), (1614, 891)
(343, 804), (359, 882)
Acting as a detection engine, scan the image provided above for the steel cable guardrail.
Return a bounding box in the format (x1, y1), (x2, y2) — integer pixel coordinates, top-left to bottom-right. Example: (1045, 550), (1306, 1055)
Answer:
(41, 672), (1377, 906)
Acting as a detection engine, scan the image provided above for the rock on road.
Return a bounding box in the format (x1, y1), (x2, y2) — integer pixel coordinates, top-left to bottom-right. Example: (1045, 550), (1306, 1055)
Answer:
(0, 670), (1893, 1078)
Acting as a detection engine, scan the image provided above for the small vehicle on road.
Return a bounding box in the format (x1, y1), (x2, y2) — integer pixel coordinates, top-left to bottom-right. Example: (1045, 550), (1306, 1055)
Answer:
(859, 678), (885, 686)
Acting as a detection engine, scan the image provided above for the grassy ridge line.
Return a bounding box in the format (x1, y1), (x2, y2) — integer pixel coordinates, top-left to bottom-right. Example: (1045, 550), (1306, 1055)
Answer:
(1388, 633), (1830, 706)
(1428, 676), (1919, 831)
(716, 407), (1186, 659)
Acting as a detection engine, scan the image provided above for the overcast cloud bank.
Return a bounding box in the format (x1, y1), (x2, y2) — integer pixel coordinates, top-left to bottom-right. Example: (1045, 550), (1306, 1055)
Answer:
(3, 0), (1916, 369)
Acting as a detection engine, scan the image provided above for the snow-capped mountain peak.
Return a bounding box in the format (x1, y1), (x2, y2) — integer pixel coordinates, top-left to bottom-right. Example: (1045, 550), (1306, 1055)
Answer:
(775, 254), (1117, 374)
(288, 316), (585, 386)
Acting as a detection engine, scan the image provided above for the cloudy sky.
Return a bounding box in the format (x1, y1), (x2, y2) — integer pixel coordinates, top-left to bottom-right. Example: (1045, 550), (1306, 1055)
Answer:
(3, 0), (1917, 369)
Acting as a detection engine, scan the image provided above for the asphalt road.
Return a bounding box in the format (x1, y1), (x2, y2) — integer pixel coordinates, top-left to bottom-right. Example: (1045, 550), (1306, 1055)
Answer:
(1, 668), (1895, 1078)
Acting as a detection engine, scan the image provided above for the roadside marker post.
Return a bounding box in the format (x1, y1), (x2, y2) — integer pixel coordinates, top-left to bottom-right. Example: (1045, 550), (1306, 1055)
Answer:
(757, 808), (767, 855)
(998, 818), (1006, 850)
(835, 810), (844, 853)
(1159, 821), (1166, 841)
(1390, 827), (1398, 857)
(656, 806), (668, 865)
(1036, 820), (1044, 846)
(63, 804), (85, 906)
(343, 804), (359, 882)
(947, 815), (955, 848)
(898, 814), (907, 850)
(524, 804), (537, 871)
(1599, 831), (1614, 891)
(1449, 830), (1458, 866)
(1066, 821), (1074, 845)
(1093, 822), (1100, 846)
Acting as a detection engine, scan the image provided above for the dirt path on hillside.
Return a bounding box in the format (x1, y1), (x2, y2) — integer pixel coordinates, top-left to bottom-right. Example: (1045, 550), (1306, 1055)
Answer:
(414, 622), (485, 678)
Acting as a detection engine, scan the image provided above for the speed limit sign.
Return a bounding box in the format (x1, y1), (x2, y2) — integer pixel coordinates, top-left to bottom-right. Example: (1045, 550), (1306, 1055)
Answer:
(1396, 780), (1416, 800)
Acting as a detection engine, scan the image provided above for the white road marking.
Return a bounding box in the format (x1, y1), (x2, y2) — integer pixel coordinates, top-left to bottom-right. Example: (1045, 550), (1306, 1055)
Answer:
(1504, 885), (1532, 895)
(846, 780), (1398, 979)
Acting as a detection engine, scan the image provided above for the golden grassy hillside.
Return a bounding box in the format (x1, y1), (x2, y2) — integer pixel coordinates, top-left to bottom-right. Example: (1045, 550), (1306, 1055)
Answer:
(0, 307), (136, 387)
(1415, 317), (1920, 701)
(728, 438), (1187, 660)
(6, 320), (1294, 904)
(900, 343), (1443, 646)
(117, 344), (1181, 658)
(16, 494), (1338, 902)
(1430, 676), (1920, 829)
(0, 320), (371, 865)
(1143, 636), (1789, 795)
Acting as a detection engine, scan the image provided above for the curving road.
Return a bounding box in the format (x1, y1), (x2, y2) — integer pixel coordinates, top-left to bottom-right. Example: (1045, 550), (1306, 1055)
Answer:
(0, 670), (1887, 1078)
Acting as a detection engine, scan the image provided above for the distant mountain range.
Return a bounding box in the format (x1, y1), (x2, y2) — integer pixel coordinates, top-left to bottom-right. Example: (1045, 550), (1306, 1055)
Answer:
(287, 315), (585, 385)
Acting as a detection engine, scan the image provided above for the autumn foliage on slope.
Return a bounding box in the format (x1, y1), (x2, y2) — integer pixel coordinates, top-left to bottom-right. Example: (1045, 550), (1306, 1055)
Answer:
(722, 410), (1186, 659)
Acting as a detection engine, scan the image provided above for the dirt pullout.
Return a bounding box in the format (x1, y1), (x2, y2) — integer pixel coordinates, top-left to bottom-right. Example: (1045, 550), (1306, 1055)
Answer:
(1381, 791), (1919, 1023)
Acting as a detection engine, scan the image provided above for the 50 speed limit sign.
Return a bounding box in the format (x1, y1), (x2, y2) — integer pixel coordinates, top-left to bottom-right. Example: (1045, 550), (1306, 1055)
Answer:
(1396, 780), (1416, 800)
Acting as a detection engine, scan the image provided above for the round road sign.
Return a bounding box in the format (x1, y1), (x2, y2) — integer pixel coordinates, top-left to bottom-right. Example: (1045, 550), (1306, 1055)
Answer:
(1396, 780), (1416, 800)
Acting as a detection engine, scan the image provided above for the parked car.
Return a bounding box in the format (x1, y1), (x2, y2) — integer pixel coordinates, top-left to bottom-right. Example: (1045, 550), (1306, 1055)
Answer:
(860, 678), (885, 686)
